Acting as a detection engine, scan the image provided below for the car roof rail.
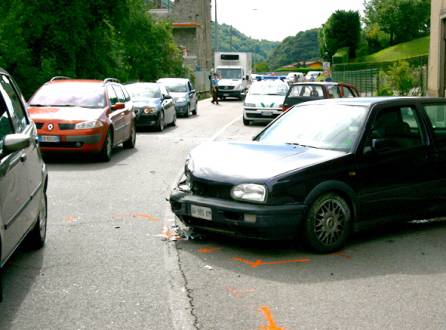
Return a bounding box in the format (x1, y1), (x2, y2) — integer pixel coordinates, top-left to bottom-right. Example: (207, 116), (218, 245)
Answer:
(103, 78), (120, 84)
(50, 76), (71, 82)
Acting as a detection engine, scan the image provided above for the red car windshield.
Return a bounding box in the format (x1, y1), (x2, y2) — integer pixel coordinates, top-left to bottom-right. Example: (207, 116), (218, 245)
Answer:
(29, 83), (106, 108)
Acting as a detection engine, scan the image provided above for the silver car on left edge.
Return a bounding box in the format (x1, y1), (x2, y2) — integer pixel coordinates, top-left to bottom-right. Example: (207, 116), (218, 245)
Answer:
(0, 68), (48, 302)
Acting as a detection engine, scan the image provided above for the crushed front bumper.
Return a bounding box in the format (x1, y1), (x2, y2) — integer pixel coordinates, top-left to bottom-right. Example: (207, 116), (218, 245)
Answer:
(170, 189), (307, 240)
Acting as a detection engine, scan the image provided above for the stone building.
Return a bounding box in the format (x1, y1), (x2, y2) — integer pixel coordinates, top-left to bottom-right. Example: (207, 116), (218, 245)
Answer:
(148, 0), (212, 73)
(428, 0), (446, 96)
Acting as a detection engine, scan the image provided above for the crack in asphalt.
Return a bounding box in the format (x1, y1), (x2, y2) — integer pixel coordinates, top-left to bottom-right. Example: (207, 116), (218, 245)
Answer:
(175, 242), (200, 330)
(163, 110), (243, 330)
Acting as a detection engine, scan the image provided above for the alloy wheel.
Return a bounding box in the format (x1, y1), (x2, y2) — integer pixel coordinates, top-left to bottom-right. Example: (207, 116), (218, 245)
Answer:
(313, 198), (347, 245)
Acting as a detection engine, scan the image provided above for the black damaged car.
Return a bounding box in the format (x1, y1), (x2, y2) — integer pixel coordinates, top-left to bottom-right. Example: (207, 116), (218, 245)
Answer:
(170, 97), (446, 252)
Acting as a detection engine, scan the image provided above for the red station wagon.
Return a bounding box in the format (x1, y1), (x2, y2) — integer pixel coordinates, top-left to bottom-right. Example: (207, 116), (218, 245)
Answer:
(28, 77), (136, 161)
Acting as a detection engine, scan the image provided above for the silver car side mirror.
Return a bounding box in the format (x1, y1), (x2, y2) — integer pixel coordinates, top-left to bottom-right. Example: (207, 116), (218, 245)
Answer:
(4, 133), (31, 153)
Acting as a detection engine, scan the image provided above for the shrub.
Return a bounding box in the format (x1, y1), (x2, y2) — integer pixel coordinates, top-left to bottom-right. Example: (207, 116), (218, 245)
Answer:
(333, 55), (428, 72)
(378, 60), (415, 96)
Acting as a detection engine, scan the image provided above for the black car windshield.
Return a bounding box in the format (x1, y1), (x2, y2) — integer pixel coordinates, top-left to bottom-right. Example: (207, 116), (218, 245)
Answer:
(161, 81), (187, 93)
(256, 104), (368, 152)
(249, 82), (289, 96)
(127, 84), (161, 101)
(29, 83), (106, 108)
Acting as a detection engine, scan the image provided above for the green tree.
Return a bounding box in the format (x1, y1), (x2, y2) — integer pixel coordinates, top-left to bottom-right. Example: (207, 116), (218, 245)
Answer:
(254, 62), (269, 73)
(211, 22), (279, 64)
(319, 10), (361, 60)
(0, 0), (186, 97)
(267, 29), (320, 70)
(363, 0), (430, 47)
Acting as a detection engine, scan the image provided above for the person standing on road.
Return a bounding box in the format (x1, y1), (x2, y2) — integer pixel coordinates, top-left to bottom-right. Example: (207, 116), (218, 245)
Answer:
(211, 73), (219, 105)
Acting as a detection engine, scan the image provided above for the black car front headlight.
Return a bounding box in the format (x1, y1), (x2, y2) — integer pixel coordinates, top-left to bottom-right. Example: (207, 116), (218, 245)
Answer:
(178, 172), (192, 192)
(231, 184), (267, 203)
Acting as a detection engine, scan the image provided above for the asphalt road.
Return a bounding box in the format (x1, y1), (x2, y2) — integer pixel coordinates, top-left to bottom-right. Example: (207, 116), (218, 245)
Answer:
(1, 99), (446, 329)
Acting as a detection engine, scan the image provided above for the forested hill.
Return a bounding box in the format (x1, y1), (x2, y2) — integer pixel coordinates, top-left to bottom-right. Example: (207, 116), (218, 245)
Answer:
(267, 28), (321, 69)
(211, 22), (279, 63)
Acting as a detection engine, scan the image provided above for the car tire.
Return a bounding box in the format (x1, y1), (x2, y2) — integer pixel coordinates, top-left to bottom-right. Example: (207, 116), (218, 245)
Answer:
(184, 104), (190, 118)
(158, 111), (165, 131)
(192, 102), (197, 115)
(304, 193), (351, 253)
(172, 112), (177, 126)
(99, 130), (113, 162)
(123, 122), (136, 149)
(243, 118), (250, 126)
(26, 191), (47, 250)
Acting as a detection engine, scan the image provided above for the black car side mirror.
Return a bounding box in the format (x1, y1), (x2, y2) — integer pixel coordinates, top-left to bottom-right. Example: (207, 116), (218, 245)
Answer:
(163, 94), (172, 99)
(371, 138), (397, 152)
(190, 89), (196, 94)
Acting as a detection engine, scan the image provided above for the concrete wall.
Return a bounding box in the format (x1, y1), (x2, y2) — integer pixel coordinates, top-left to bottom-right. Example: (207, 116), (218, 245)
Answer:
(428, 0), (446, 96)
(169, 0), (212, 72)
(148, 0), (212, 93)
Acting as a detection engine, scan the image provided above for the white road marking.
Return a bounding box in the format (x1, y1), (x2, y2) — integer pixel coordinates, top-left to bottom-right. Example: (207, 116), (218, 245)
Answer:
(209, 115), (242, 142)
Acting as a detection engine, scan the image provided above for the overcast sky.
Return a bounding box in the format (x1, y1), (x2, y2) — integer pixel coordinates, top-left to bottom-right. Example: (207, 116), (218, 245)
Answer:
(211, 0), (365, 42)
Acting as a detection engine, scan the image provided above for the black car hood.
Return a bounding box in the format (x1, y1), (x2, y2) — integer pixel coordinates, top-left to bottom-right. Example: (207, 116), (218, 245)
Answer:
(188, 141), (346, 182)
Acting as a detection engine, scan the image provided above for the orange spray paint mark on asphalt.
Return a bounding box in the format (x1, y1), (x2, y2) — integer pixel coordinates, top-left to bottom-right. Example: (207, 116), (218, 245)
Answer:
(225, 286), (256, 299)
(64, 216), (79, 223)
(233, 257), (310, 268)
(131, 213), (160, 222)
(259, 306), (286, 330)
(112, 213), (160, 222)
(198, 247), (222, 254)
(332, 251), (352, 260)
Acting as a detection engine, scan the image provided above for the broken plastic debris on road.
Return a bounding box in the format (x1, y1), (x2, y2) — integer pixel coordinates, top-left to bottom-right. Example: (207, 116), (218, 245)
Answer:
(156, 225), (203, 241)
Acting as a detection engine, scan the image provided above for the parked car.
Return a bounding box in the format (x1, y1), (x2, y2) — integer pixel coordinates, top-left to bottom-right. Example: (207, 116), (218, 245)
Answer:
(282, 82), (360, 111)
(243, 80), (289, 126)
(157, 78), (197, 118)
(0, 68), (48, 301)
(126, 82), (176, 131)
(170, 97), (446, 253)
(28, 77), (136, 161)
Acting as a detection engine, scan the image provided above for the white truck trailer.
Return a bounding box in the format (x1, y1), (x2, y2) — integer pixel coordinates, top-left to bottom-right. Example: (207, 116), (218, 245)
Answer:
(214, 52), (252, 100)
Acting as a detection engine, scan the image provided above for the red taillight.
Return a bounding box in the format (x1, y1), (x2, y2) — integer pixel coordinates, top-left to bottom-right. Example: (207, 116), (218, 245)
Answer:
(282, 104), (290, 112)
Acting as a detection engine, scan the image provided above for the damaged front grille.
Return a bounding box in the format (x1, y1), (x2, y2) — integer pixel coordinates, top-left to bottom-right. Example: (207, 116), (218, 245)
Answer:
(191, 178), (232, 200)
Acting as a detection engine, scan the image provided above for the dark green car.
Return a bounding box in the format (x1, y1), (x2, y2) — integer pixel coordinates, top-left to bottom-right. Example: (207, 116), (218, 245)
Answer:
(0, 68), (48, 301)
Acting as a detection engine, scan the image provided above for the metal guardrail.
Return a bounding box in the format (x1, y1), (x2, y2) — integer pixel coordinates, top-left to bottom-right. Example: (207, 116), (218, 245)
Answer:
(333, 69), (379, 96)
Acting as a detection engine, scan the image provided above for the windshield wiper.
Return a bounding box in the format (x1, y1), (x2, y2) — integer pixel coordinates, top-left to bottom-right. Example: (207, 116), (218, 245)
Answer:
(286, 142), (322, 149)
(50, 104), (76, 107)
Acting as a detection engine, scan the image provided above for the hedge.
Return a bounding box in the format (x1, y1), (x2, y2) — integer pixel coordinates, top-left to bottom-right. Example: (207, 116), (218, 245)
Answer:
(274, 67), (323, 74)
(333, 54), (428, 71)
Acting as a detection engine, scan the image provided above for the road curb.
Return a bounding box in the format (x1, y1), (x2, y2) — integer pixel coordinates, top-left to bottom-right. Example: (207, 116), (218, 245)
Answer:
(162, 113), (242, 329)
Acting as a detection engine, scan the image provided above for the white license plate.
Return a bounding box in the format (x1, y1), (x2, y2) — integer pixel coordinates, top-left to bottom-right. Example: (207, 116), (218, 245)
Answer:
(38, 135), (60, 143)
(261, 111), (273, 116)
(191, 205), (212, 221)
(223, 93), (230, 96)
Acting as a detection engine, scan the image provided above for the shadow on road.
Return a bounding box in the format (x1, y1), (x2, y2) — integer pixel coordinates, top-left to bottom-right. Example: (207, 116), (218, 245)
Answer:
(0, 245), (44, 328)
(43, 146), (138, 171)
(175, 218), (446, 283)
